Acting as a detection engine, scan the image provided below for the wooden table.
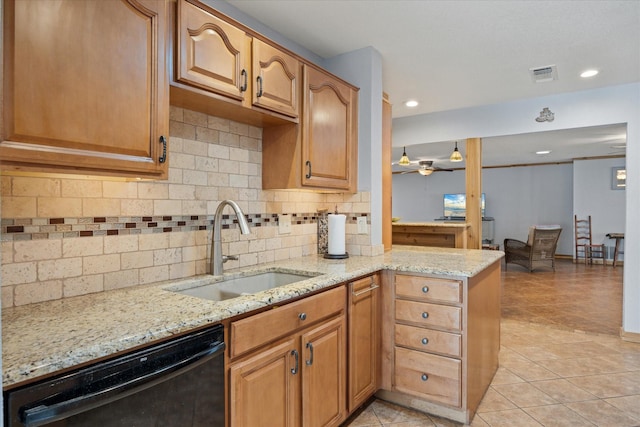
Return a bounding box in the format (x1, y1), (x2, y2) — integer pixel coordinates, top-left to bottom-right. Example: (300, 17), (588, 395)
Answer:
(606, 233), (624, 267)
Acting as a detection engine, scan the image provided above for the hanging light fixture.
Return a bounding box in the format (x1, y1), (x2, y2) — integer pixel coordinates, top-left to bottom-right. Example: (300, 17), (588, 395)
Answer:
(449, 141), (463, 162)
(398, 146), (410, 166)
(418, 168), (433, 176)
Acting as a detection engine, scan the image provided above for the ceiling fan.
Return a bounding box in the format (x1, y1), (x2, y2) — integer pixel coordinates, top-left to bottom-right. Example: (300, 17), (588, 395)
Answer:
(394, 160), (454, 176)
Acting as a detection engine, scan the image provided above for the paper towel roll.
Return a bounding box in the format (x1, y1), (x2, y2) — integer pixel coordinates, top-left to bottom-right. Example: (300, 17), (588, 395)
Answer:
(328, 214), (346, 255)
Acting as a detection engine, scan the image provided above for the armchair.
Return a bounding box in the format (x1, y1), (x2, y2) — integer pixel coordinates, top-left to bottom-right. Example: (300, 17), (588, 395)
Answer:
(504, 226), (562, 272)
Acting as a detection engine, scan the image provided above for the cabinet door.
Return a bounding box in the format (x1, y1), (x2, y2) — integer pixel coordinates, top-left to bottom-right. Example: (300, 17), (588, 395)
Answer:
(301, 316), (347, 427)
(348, 275), (380, 411)
(229, 339), (300, 427)
(176, 0), (251, 102)
(1, 0), (169, 178)
(302, 65), (357, 191)
(252, 39), (299, 118)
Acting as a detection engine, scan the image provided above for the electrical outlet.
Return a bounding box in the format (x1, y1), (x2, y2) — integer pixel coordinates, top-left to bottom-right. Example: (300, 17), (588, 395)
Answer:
(357, 216), (368, 234)
(278, 214), (291, 234)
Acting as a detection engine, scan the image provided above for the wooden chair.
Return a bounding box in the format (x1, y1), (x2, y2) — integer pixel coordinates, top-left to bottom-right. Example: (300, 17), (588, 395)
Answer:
(504, 226), (562, 272)
(574, 215), (606, 265)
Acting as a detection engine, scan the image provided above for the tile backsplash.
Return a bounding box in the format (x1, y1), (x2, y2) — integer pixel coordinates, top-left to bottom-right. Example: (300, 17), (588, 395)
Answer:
(0, 107), (378, 307)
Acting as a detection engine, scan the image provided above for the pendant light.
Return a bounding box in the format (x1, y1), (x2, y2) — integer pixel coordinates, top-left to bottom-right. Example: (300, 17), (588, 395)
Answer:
(449, 141), (463, 162)
(398, 146), (410, 166)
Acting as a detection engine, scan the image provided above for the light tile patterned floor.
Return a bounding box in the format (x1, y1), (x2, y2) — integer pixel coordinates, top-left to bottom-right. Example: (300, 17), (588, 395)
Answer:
(342, 261), (639, 426)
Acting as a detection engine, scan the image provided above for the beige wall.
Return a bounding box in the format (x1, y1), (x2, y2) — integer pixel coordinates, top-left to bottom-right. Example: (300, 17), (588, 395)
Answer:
(0, 107), (376, 307)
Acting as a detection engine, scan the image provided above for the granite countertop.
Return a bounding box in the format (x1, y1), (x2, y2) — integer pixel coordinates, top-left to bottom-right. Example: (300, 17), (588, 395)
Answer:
(2, 246), (503, 388)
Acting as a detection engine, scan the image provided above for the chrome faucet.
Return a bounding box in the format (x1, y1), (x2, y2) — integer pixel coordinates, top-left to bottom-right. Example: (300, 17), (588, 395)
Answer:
(211, 200), (251, 276)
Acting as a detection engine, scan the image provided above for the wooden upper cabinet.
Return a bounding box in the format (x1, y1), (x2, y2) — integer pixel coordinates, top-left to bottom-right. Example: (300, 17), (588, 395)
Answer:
(252, 38), (299, 118)
(262, 64), (358, 193)
(302, 65), (358, 191)
(172, 0), (299, 125)
(176, 0), (251, 102)
(1, 0), (169, 178)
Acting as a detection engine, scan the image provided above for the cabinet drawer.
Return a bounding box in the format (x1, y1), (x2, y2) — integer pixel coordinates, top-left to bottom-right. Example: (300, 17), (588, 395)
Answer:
(395, 275), (462, 304)
(395, 324), (461, 358)
(394, 347), (461, 407)
(231, 286), (346, 358)
(395, 300), (461, 331)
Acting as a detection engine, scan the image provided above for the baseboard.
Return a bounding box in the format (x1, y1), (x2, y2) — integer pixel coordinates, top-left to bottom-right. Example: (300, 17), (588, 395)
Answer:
(569, 256), (623, 267)
(621, 329), (640, 343)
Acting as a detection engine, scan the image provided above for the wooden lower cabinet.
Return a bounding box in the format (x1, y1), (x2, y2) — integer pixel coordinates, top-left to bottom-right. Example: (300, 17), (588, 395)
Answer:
(379, 262), (501, 425)
(301, 317), (347, 427)
(229, 339), (299, 427)
(228, 286), (347, 427)
(347, 274), (380, 411)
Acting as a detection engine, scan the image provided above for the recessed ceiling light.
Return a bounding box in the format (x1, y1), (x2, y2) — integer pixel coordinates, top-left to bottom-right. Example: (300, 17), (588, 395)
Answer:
(536, 150), (551, 155)
(405, 100), (418, 108)
(580, 69), (599, 78)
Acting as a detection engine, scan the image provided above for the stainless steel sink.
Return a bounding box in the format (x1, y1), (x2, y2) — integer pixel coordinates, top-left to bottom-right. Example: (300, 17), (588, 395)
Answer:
(173, 271), (318, 301)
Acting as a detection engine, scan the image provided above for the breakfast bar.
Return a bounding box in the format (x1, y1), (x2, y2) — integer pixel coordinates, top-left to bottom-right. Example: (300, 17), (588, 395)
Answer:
(392, 222), (470, 249)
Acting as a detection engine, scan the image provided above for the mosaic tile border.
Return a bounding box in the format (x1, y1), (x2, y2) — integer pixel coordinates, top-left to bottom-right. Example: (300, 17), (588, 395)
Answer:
(1, 213), (368, 241)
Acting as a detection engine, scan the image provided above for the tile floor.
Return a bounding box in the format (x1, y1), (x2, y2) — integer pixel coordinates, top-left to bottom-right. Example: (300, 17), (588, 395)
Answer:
(342, 260), (639, 426)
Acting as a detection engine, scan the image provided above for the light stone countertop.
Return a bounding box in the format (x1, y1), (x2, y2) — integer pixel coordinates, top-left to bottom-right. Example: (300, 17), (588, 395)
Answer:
(2, 246), (503, 388)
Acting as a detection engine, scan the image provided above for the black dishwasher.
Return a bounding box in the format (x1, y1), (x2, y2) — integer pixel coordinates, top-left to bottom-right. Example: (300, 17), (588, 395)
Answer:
(4, 324), (225, 427)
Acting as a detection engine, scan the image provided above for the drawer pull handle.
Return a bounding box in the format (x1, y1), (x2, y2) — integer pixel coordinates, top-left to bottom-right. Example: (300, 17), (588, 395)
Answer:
(422, 312), (429, 319)
(305, 342), (314, 366)
(421, 338), (429, 345)
(421, 374), (429, 381)
(158, 135), (167, 164)
(240, 69), (248, 92)
(351, 283), (380, 297)
(299, 313), (307, 321)
(305, 160), (312, 179)
(256, 75), (263, 97)
(422, 286), (429, 293)
(291, 350), (299, 375)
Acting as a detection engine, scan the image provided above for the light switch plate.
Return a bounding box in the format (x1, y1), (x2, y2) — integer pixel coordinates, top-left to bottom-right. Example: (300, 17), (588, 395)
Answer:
(279, 214), (291, 234)
(357, 216), (368, 234)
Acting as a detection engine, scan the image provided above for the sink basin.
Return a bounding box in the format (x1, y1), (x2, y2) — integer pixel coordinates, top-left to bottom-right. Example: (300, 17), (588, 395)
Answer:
(174, 271), (318, 301)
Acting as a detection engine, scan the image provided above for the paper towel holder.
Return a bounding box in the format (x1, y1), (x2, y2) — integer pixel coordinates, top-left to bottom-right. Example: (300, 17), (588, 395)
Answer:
(324, 252), (349, 259)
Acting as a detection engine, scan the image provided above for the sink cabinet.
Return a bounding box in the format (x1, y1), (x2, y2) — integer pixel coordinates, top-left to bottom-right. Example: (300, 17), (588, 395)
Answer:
(228, 286), (347, 427)
(171, 0), (300, 125)
(1, 0), (169, 179)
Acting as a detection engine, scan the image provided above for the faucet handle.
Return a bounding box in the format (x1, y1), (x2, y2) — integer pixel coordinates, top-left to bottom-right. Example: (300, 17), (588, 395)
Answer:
(222, 255), (239, 263)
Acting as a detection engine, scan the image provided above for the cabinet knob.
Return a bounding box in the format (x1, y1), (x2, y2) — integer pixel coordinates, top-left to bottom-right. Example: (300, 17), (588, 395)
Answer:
(421, 374), (429, 381)
(422, 286), (429, 293)
(421, 338), (429, 345)
(298, 313), (307, 321)
(421, 312), (429, 319)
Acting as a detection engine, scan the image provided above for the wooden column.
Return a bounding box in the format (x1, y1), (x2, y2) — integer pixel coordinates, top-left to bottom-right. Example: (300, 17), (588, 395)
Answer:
(465, 138), (482, 249)
(382, 94), (393, 251)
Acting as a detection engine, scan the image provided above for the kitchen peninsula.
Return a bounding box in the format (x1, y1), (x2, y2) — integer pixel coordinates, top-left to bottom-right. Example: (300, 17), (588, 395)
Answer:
(392, 221), (471, 249)
(3, 247), (503, 425)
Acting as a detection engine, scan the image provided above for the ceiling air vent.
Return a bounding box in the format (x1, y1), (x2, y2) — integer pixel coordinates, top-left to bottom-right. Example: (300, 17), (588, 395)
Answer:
(529, 65), (558, 83)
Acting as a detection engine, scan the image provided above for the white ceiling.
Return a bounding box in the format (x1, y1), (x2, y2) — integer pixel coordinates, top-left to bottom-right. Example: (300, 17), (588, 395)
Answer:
(225, 0), (638, 166)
